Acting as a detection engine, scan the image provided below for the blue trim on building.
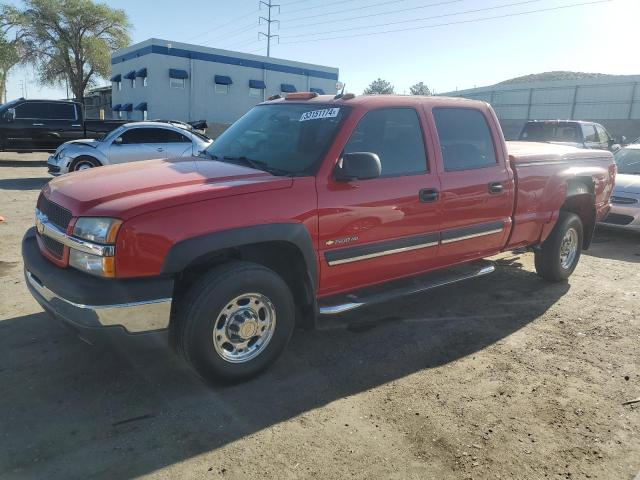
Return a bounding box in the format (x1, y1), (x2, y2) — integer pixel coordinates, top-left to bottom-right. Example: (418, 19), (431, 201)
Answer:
(112, 44), (338, 81)
(123, 70), (136, 80)
(112, 103), (122, 111)
(135, 102), (147, 111)
(310, 87), (325, 94)
(121, 103), (133, 112)
(281, 84), (296, 93)
(110, 74), (121, 82)
(169, 68), (188, 79)
(214, 75), (232, 85)
(249, 79), (266, 89)
(135, 67), (147, 77)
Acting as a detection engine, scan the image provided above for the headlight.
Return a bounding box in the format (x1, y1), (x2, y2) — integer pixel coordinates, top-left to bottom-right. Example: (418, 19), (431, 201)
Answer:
(69, 217), (121, 277)
(69, 250), (116, 277)
(73, 217), (122, 244)
(56, 148), (66, 159)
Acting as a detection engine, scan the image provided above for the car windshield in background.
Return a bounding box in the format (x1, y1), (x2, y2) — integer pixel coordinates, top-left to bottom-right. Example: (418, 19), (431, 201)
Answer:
(614, 148), (640, 175)
(203, 103), (349, 176)
(519, 123), (581, 142)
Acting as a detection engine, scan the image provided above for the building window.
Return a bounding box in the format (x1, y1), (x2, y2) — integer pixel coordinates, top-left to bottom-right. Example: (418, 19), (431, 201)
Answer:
(117, 81), (121, 91)
(215, 83), (229, 94)
(143, 77), (148, 87)
(118, 110), (122, 119)
(143, 110), (148, 121)
(170, 77), (185, 89)
(132, 78), (136, 89)
(249, 87), (262, 98)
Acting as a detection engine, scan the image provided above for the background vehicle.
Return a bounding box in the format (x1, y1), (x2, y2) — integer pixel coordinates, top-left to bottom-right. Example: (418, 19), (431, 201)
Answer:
(518, 120), (621, 151)
(600, 144), (640, 231)
(47, 121), (213, 174)
(22, 94), (615, 383)
(0, 98), (129, 152)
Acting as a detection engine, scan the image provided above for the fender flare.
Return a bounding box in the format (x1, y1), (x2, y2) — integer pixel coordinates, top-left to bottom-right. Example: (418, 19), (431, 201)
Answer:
(161, 223), (318, 291)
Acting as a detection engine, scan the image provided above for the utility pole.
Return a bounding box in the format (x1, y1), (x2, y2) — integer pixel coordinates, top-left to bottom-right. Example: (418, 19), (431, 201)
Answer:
(259, 0), (279, 57)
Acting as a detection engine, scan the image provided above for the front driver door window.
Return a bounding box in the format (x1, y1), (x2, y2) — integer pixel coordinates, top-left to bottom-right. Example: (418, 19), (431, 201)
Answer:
(109, 128), (168, 164)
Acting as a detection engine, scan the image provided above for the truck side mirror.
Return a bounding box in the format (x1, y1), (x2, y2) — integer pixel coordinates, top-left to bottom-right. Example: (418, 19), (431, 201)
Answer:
(3, 108), (15, 122)
(334, 152), (382, 181)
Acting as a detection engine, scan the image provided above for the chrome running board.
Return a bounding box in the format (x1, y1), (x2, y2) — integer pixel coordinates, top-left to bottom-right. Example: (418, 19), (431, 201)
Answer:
(318, 260), (495, 315)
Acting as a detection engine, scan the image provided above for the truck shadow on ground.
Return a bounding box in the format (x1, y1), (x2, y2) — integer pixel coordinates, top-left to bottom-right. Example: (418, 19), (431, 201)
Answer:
(0, 177), (49, 191)
(0, 263), (568, 479)
(585, 228), (640, 264)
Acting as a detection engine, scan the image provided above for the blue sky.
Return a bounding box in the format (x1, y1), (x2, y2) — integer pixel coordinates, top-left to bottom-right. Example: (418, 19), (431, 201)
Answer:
(4, 0), (638, 100)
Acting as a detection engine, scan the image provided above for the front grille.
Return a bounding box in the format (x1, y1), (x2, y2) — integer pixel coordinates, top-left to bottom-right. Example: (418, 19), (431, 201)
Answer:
(37, 194), (72, 231)
(603, 213), (634, 226)
(42, 235), (64, 259)
(47, 164), (60, 174)
(611, 196), (638, 205)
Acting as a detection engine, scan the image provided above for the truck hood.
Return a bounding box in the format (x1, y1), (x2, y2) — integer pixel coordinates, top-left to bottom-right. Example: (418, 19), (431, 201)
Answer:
(614, 173), (640, 194)
(43, 157), (293, 219)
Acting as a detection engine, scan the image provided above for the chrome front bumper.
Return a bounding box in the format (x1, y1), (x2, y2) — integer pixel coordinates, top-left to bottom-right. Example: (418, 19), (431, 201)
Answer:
(25, 269), (172, 333)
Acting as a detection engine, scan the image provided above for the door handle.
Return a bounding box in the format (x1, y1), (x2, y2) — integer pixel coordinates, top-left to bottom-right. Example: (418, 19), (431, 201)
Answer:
(156, 147), (164, 152)
(488, 182), (504, 194)
(32, 123), (44, 126)
(419, 188), (439, 203)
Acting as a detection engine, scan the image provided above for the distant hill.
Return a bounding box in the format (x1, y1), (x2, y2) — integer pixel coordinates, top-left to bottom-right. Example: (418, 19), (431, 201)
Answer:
(497, 71), (613, 85)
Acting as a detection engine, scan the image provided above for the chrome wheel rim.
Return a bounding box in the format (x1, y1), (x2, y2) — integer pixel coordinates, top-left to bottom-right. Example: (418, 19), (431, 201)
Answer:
(76, 162), (93, 171)
(559, 227), (578, 269)
(212, 293), (276, 364)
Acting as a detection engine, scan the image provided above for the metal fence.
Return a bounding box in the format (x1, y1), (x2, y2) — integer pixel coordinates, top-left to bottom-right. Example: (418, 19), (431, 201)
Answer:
(446, 81), (640, 121)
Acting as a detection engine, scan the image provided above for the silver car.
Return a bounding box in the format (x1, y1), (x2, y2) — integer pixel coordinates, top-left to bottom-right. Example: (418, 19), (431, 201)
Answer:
(47, 121), (212, 175)
(600, 144), (640, 231)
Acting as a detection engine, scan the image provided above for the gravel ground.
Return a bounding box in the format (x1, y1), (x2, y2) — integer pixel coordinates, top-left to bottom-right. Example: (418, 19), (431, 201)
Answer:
(0, 153), (638, 480)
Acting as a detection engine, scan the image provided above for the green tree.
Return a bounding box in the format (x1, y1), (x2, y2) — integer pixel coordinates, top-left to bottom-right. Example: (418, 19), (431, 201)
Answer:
(363, 78), (394, 95)
(409, 81), (431, 96)
(0, 35), (20, 102)
(2, 0), (130, 105)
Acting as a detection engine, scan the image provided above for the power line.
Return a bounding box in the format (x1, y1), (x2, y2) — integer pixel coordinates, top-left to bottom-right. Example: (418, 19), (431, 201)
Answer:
(183, 8), (259, 43)
(283, 0), (546, 38)
(203, 21), (258, 46)
(280, 0), (464, 31)
(280, 0), (405, 21)
(280, 0), (613, 44)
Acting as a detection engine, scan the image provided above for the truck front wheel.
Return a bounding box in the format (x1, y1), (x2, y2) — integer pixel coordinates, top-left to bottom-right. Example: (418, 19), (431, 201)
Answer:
(534, 212), (583, 282)
(175, 261), (295, 383)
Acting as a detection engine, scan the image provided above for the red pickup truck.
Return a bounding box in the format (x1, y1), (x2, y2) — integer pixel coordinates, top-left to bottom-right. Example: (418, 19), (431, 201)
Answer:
(22, 94), (616, 382)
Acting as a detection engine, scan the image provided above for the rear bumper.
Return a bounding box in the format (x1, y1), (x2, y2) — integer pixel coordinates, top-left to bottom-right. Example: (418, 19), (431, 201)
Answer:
(22, 227), (173, 334)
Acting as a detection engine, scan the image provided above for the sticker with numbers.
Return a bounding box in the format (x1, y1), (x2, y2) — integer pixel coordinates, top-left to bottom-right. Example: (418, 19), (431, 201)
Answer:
(299, 108), (340, 122)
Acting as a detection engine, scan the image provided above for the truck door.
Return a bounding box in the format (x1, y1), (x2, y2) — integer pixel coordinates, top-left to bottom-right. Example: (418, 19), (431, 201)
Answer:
(8, 101), (49, 150)
(316, 107), (441, 297)
(44, 102), (84, 148)
(429, 106), (514, 265)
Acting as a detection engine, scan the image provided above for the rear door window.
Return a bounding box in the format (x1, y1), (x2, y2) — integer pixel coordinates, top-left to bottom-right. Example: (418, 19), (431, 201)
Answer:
(433, 108), (497, 171)
(582, 124), (598, 143)
(46, 103), (76, 120)
(343, 108), (428, 176)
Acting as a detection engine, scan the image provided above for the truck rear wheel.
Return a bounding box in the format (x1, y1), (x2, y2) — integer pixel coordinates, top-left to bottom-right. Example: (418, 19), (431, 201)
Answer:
(534, 212), (583, 282)
(175, 261), (295, 383)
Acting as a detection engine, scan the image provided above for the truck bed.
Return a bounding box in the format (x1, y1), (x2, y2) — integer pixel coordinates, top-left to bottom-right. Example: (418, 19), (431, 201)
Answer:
(505, 141), (616, 249)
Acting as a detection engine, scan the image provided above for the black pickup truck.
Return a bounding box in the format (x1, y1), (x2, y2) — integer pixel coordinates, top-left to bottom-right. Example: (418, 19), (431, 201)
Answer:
(0, 98), (128, 152)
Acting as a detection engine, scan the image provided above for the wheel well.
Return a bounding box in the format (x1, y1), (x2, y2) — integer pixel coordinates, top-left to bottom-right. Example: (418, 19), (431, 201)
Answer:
(171, 241), (316, 330)
(70, 155), (101, 169)
(561, 178), (596, 249)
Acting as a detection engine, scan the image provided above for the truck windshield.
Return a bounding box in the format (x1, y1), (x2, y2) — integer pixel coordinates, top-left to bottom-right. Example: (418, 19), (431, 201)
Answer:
(202, 103), (349, 176)
(614, 148), (640, 175)
(519, 123), (581, 142)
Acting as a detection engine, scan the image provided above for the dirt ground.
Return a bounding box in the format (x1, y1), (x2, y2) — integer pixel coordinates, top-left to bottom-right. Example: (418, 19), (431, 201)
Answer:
(0, 153), (638, 480)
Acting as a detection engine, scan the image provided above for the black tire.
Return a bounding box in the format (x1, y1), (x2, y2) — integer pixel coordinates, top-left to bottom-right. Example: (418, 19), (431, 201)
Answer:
(69, 156), (100, 172)
(534, 212), (583, 282)
(175, 261), (295, 383)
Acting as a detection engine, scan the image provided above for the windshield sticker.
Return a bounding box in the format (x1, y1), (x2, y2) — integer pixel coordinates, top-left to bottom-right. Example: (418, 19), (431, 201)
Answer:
(299, 108), (340, 122)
